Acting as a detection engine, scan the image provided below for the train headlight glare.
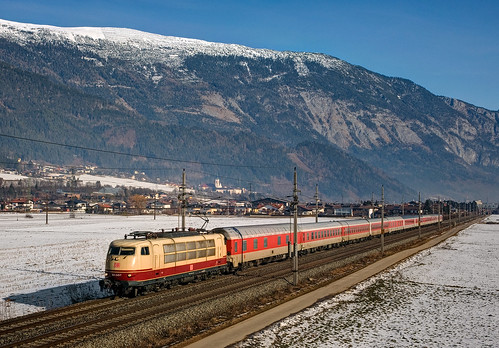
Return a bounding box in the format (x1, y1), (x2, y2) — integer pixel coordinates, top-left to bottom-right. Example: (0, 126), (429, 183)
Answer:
(128, 274), (132, 278)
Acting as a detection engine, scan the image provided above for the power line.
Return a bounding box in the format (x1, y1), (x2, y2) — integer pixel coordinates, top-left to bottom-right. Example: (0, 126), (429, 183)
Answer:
(0, 133), (278, 170)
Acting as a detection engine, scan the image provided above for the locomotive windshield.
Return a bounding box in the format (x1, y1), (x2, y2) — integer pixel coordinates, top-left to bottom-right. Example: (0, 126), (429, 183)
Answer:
(108, 246), (136, 255)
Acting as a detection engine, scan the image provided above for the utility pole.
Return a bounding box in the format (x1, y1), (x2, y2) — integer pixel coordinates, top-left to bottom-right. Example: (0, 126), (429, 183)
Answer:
(438, 198), (441, 231)
(381, 185), (385, 255)
(418, 192), (422, 239)
(179, 169), (186, 232)
(449, 201), (452, 230)
(401, 195), (405, 231)
(314, 184), (319, 223)
(292, 168), (300, 286)
(402, 196), (405, 216)
(154, 193), (157, 220)
(371, 192), (374, 218)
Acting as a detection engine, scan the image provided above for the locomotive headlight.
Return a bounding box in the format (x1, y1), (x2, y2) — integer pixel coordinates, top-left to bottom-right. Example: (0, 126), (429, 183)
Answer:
(127, 274), (132, 278)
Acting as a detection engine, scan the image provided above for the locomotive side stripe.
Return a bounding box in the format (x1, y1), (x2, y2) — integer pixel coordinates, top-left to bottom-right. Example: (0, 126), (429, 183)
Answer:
(107, 257), (227, 282)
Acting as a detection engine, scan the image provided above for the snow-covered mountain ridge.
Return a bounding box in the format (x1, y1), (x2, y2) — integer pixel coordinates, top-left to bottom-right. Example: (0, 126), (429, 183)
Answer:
(0, 19), (346, 74)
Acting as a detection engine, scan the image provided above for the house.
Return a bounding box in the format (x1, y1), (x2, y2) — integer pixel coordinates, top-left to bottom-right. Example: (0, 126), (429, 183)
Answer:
(8, 198), (34, 212)
(112, 202), (127, 213)
(334, 206), (353, 217)
(257, 205), (281, 215)
(97, 203), (113, 214)
(297, 205), (315, 216)
(65, 199), (87, 212)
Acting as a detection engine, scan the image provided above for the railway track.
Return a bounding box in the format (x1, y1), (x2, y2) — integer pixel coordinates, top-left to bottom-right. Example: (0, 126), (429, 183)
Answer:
(0, 216), (479, 347)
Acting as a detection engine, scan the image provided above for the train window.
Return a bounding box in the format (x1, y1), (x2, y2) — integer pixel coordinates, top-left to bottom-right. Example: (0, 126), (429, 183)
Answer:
(234, 241), (238, 253)
(141, 247), (150, 255)
(187, 241), (196, 250)
(108, 246), (120, 255)
(163, 244), (175, 253)
(176, 252), (186, 261)
(264, 238), (268, 248)
(197, 249), (207, 258)
(278, 236), (281, 245)
(120, 247), (135, 255)
(176, 243), (186, 251)
(206, 240), (215, 248)
(286, 235), (290, 244)
(254, 239), (258, 250)
(197, 241), (206, 249)
(187, 251), (197, 259)
(243, 240), (247, 251)
(207, 248), (215, 256)
(164, 254), (175, 263)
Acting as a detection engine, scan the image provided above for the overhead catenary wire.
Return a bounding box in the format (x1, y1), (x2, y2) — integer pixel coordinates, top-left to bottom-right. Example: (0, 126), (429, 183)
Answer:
(0, 133), (305, 202)
(0, 133), (278, 170)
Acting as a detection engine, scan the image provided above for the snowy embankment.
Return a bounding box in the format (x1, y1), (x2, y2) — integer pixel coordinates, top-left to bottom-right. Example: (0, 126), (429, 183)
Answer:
(235, 215), (499, 348)
(0, 213), (311, 320)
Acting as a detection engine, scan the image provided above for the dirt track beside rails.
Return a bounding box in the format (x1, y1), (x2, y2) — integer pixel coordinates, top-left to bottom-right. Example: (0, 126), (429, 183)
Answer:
(183, 218), (481, 348)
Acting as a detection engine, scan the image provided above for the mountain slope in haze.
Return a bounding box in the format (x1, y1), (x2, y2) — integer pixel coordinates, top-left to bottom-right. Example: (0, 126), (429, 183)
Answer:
(0, 19), (497, 201)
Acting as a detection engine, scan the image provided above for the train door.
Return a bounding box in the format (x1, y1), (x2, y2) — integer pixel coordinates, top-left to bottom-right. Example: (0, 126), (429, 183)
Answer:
(153, 244), (160, 269)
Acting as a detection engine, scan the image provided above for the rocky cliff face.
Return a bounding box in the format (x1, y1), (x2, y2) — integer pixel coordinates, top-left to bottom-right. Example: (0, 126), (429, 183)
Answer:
(0, 19), (497, 201)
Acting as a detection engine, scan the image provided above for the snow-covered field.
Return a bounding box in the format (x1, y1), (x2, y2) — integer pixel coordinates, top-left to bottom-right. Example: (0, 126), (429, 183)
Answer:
(235, 215), (499, 347)
(0, 213), (313, 320)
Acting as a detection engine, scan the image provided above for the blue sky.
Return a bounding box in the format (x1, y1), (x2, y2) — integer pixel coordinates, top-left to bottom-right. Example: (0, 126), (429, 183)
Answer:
(1, 0), (498, 110)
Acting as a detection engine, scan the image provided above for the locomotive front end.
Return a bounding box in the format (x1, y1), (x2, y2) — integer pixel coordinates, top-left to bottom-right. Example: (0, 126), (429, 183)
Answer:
(99, 239), (152, 296)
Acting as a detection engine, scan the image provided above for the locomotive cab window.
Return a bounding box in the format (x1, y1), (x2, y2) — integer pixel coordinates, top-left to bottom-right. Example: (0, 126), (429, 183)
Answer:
(108, 246), (135, 255)
(141, 247), (150, 255)
(121, 247), (135, 255)
(108, 246), (120, 255)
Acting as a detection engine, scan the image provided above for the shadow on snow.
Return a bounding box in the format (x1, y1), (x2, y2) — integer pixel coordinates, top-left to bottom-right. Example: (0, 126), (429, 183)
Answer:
(3, 280), (110, 310)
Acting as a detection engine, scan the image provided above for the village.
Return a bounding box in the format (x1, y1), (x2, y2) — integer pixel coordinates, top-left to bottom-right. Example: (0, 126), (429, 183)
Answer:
(0, 161), (490, 218)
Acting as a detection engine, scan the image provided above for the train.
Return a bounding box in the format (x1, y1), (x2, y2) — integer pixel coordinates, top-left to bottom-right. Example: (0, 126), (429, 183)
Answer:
(99, 214), (442, 296)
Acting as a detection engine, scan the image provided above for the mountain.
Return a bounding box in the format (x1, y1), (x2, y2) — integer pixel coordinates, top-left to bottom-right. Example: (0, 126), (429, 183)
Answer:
(0, 19), (497, 201)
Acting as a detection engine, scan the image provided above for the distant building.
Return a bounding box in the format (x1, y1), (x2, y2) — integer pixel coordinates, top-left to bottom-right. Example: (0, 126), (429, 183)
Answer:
(215, 178), (222, 189)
